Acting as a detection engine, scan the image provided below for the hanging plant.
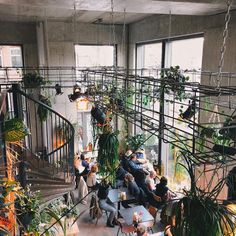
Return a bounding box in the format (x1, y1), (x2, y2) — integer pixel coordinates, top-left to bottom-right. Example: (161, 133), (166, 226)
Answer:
(37, 95), (52, 122)
(125, 133), (145, 152)
(22, 72), (48, 88)
(97, 130), (119, 184)
(91, 106), (106, 125)
(3, 118), (30, 142)
(155, 66), (190, 102)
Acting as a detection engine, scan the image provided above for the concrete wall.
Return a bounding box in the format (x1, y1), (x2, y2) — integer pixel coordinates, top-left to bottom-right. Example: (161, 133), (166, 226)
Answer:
(46, 21), (126, 67)
(129, 12), (236, 74)
(0, 21), (38, 67)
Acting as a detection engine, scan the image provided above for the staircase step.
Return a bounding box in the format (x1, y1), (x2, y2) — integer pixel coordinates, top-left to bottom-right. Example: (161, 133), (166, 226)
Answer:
(30, 183), (74, 191)
(25, 170), (67, 182)
(26, 178), (71, 185)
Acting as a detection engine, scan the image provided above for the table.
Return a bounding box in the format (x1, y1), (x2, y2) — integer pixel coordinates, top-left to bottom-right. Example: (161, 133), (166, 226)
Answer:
(108, 188), (135, 210)
(119, 205), (154, 226)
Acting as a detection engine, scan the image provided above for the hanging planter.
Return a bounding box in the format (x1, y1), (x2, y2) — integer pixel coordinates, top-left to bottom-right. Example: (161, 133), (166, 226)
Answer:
(22, 72), (47, 88)
(3, 118), (29, 142)
(180, 100), (198, 120)
(212, 144), (236, 156)
(91, 106), (106, 125)
(156, 66), (190, 102)
(219, 116), (236, 141)
(97, 130), (119, 184)
(37, 95), (52, 122)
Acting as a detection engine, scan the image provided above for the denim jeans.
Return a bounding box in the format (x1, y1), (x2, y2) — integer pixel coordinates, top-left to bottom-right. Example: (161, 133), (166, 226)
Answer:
(99, 198), (116, 224)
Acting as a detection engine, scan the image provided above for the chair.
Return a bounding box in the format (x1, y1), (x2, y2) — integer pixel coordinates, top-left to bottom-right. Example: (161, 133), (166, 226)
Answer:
(148, 205), (158, 224)
(116, 218), (136, 236)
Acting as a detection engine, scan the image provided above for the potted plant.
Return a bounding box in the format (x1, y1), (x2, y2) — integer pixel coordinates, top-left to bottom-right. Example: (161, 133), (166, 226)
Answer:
(22, 72), (48, 88)
(3, 118), (30, 142)
(37, 95), (52, 122)
(16, 187), (41, 230)
(91, 106), (106, 125)
(171, 151), (236, 236)
(97, 127), (119, 184)
(125, 133), (145, 152)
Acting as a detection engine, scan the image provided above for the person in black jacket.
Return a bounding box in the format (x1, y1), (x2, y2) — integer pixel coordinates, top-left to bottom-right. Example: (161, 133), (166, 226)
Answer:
(97, 181), (117, 227)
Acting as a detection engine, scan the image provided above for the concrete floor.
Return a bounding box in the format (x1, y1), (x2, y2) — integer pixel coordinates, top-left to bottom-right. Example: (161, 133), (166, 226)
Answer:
(76, 199), (164, 236)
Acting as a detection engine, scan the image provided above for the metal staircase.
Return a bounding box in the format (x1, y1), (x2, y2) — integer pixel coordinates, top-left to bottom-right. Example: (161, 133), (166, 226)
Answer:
(0, 84), (75, 203)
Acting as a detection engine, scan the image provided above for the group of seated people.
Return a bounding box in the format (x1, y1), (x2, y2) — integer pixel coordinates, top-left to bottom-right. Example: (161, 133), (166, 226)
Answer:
(74, 149), (176, 231)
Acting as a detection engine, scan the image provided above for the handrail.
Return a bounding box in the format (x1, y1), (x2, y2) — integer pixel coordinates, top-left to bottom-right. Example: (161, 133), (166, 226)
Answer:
(13, 87), (75, 175)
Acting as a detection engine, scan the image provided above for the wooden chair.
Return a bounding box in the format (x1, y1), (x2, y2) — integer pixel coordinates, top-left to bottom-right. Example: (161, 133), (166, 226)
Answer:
(116, 218), (136, 236)
(148, 205), (158, 224)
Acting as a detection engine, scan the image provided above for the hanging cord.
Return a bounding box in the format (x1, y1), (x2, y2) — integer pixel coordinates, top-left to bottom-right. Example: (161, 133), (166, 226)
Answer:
(215, 0), (232, 89)
(110, 0), (117, 69)
(122, 8), (126, 54)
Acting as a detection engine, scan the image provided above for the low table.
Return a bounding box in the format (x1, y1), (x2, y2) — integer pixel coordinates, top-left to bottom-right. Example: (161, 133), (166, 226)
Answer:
(119, 205), (154, 226)
(108, 188), (135, 210)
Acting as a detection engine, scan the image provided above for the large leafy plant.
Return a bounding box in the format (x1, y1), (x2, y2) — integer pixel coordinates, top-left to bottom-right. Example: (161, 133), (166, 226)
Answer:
(97, 128), (119, 184)
(172, 151), (236, 236)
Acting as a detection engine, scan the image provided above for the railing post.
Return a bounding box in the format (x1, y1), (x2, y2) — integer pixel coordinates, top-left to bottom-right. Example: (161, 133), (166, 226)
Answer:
(12, 84), (23, 119)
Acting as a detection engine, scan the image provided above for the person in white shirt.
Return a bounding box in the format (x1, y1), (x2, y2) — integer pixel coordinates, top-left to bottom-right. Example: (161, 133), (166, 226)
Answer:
(86, 165), (99, 190)
(145, 170), (157, 191)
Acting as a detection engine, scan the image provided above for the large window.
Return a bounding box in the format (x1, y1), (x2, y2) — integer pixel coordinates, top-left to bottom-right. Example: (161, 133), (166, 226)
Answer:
(75, 45), (115, 67)
(136, 36), (204, 188)
(0, 45), (23, 80)
(10, 47), (23, 67)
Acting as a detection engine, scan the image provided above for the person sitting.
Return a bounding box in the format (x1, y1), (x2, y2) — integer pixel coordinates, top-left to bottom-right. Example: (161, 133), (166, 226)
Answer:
(121, 150), (133, 171)
(97, 180), (117, 228)
(135, 147), (148, 164)
(125, 173), (147, 206)
(128, 153), (148, 174)
(116, 163), (128, 188)
(86, 165), (99, 190)
(145, 170), (157, 191)
(154, 176), (175, 208)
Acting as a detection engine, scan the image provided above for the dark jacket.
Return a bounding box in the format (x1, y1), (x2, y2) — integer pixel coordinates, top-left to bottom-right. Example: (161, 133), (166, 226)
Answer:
(97, 184), (109, 200)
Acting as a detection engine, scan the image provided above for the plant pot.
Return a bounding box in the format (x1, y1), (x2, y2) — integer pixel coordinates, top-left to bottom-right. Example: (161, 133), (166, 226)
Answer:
(212, 144), (236, 156)
(91, 106), (106, 124)
(180, 101), (197, 120)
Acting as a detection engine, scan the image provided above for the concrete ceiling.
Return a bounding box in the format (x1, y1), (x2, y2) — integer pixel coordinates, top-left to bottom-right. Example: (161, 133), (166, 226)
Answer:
(0, 0), (235, 24)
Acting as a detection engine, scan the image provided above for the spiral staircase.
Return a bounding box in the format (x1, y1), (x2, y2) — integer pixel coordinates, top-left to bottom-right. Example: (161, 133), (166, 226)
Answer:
(0, 84), (75, 203)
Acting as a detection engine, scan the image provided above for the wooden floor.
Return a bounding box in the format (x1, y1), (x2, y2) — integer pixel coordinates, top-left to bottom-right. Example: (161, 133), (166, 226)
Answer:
(76, 200), (164, 236)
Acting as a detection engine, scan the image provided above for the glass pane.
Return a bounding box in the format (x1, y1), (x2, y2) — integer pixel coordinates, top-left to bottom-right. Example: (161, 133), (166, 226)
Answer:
(166, 37), (204, 190)
(137, 42), (162, 76)
(75, 45), (114, 67)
